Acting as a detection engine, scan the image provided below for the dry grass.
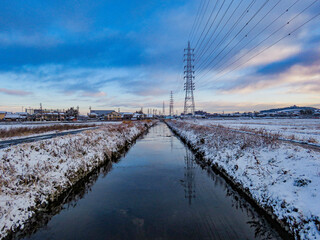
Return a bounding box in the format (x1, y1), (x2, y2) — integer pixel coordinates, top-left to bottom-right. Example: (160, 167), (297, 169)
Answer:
(307, 137), (318, 144)
(172, 120), (280, 152)
(0, 124), (96, 139)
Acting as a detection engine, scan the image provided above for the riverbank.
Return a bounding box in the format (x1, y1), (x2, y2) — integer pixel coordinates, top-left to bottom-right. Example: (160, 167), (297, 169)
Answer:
(166, 120), (320, 240)
(0, 120), (156, 239)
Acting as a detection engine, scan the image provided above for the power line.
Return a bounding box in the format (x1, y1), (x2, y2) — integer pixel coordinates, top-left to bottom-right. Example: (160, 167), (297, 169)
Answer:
(196, 0), (271, 78)
(197, 0), (282, 81)
(191, 0), (211, 45)
(194, 0), (228, 50)
(195, 0), (256, 69)
(209, 0), (300, 78)
(200, 4), (320, 89)
(189, 0), (205, 42)
(214, 0), (317, 75)
(195, 0), (243, 64)
(196, 0), (306, 87)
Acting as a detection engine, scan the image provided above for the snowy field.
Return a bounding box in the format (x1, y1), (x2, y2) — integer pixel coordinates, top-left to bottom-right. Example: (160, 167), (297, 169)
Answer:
(0, 121), (154, 239)
(167, 120), (320, 239)
(194, 118), (320, 144)
(0, 121), (122, 140)
(0, 121), (120, 130)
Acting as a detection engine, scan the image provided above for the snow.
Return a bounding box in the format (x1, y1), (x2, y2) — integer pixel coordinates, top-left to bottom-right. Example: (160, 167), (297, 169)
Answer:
(195, 118), (320, 144)
(0, 120), (155, 239)
(167, 120), (320, 240)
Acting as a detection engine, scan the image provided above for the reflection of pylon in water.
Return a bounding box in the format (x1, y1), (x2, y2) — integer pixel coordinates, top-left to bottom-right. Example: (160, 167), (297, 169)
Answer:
(184, 149), (196, 205)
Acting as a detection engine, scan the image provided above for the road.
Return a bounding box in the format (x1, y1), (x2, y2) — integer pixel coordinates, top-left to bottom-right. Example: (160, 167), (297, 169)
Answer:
(0, 127), (98, 149)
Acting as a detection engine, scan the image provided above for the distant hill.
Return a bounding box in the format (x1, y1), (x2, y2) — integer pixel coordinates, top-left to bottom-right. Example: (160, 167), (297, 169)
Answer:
(260, 105), (318, 113)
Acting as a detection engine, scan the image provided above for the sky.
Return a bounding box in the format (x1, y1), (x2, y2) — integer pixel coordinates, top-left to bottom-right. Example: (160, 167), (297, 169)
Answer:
(0, 0), (319, 114)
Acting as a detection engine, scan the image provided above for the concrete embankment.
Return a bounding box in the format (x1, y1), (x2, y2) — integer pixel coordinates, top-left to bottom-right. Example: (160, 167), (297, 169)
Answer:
(0, 120), (157, 240)
(166, 120), (320, 240)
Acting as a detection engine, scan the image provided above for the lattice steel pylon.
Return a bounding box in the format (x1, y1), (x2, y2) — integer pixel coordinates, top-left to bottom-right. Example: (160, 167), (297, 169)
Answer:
(163, 101), (165, 116)
(169, 91), (174, 116)
(183, 41), (195, 116)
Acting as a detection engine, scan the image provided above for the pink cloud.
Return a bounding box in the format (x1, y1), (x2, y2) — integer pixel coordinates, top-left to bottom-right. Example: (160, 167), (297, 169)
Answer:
(81, 91), (107, 97)
(0, 88), (32, 96)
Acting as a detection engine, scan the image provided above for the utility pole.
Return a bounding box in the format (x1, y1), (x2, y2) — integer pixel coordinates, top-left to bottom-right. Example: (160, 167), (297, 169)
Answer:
(169, 91), (174, 116)
(183, 41), (195, 117)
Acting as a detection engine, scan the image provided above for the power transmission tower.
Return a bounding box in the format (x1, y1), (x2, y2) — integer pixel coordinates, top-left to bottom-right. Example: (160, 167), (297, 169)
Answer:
(162, 101), (165, 116)
(169, 91), (174, 116)
(40, 103), (43, 121)
(183, 41), (195, 116)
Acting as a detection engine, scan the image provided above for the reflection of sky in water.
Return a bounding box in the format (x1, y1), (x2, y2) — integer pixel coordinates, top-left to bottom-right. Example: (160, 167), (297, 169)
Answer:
(21, 123), (283, 240)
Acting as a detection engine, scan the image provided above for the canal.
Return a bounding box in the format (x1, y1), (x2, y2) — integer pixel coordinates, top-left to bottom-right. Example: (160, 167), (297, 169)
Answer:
(21, 123), (282, 240)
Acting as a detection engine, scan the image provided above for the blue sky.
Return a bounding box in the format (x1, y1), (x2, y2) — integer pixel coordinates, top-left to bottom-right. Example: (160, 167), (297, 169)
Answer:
(0, 0), (319, 114)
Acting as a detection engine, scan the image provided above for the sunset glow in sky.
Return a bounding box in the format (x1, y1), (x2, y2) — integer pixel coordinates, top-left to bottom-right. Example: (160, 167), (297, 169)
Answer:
(0, 0), (319, 114)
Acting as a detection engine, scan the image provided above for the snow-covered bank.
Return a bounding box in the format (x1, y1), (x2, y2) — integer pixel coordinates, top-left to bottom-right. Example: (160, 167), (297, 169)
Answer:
(167, 120), (320, 240)
(0, 120), (155, 239)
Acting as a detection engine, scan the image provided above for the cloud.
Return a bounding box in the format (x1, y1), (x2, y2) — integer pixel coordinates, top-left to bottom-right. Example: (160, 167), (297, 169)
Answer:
(0, 0), (191, 70)
(0, 0), (319, 112)
(256, 49), (320, 75)
(286, 80), (320, 94)
(210, 47), (320, 94)
(0, 88), (32, 96)
(81, 91), (106, 97)
(239, 44), (301, 70)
